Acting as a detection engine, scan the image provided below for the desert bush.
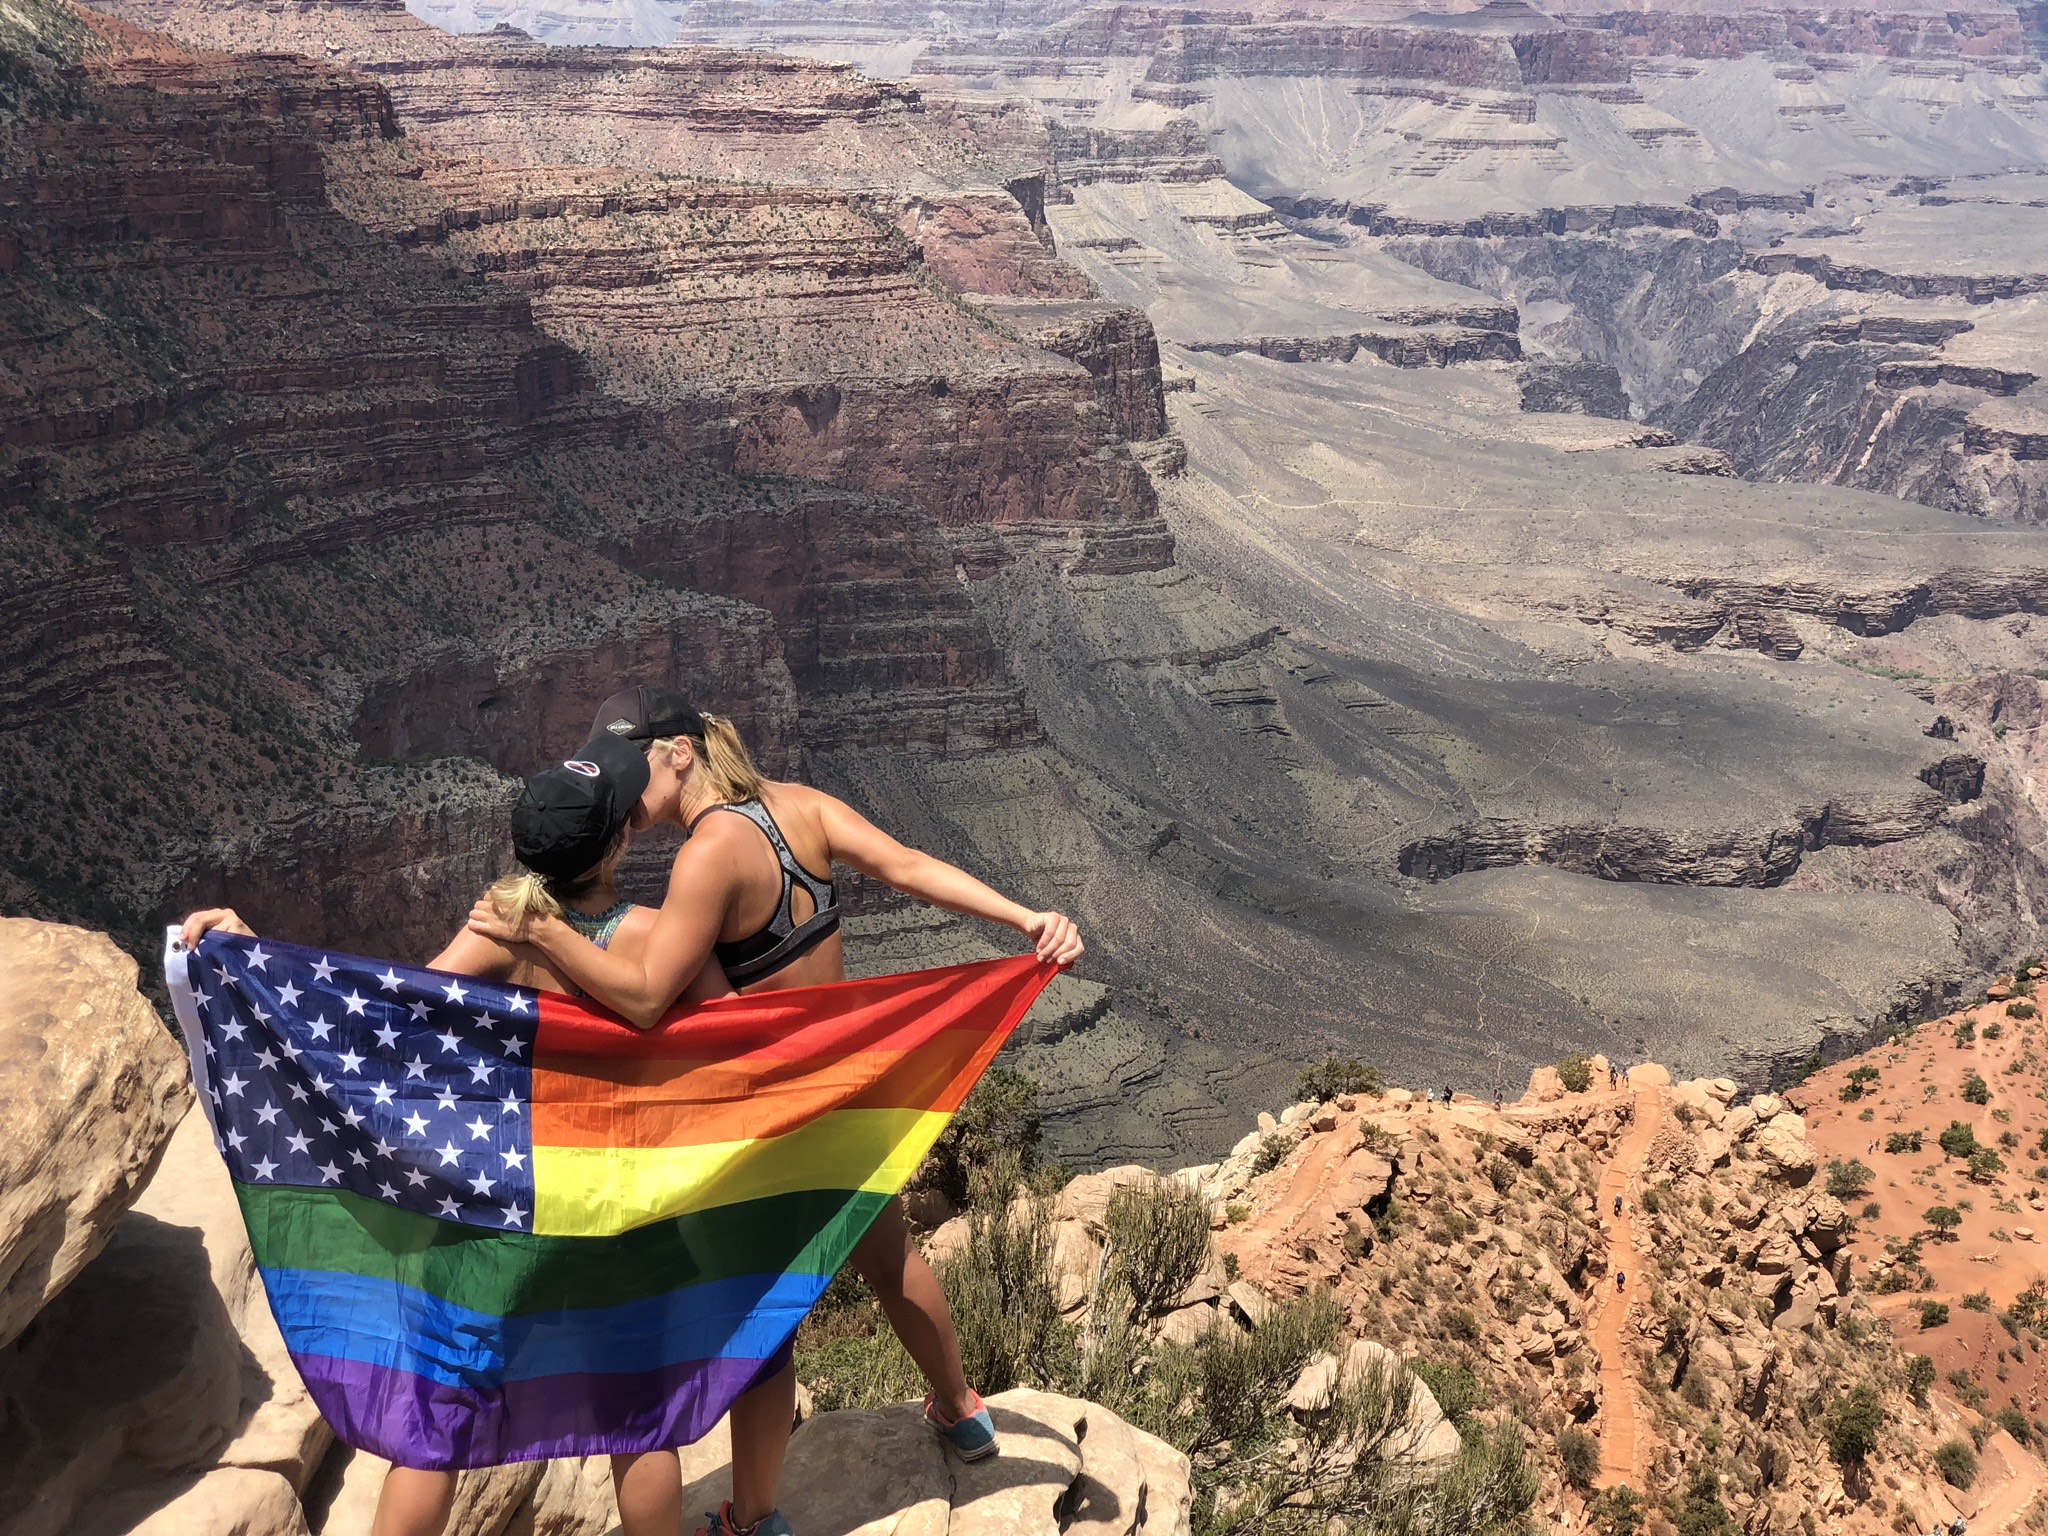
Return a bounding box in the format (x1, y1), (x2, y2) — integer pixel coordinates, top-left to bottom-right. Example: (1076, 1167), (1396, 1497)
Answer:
(1961, 1290), (1993, 1313)
(914, 1065), (1043, 1209)
(940, 1161), (1065, 1394)
(1969, 1148), (2006, 1182)
(1557, 1425), (1599, 1491)
(1103, 1178), (1213, 1318)
(1251, 1133), (1292, 1176)
(1588, 1486), (1646, 1536)
(1826, 1159), (1874, 1200)
(1824, 1384), (1883, 1465)
(1997, 1406), (2032, 1445)
(1196, 1286), (1344, 1447)
(1669, 1467), (1737, 1536)
(1557, 1055), (1593, 1094)
(1939, 1122), (1979, 1159)
(1295, 1056), (1383, 1103)
(1886, 1130), (1923, 1154)
(1920, 1300), (1951, 1329)
(1963, 1072), (1992, 1106)
(2008, 1001), (2037, 1020)
(1934, 1437), (1978, 1489)
(1956, 1018), (1977, 1045)
(1414, 1357), (1482, 1427)
(1445, 1305), (1482, 1342)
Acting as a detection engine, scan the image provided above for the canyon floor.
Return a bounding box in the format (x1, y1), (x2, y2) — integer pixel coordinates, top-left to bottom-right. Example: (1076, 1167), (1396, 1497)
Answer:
(8, 0), (2048, 1165)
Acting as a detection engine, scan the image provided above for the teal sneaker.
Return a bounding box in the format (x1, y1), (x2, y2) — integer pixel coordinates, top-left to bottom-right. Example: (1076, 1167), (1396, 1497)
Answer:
(696, 1504), (793, 1536)
(925, 1390), (998, 1461)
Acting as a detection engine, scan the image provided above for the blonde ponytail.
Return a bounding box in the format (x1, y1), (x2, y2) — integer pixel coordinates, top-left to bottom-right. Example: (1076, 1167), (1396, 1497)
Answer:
(653, 713), (765, 804)
(489, 871), (564, 927)
(490, 825), (627, 924)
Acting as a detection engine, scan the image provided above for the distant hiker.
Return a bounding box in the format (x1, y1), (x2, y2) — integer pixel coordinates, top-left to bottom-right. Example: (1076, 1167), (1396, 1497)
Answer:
(182, 740), (735, 1536)
(1616, 1270), (1626, 1291)
(1609, 1064), (1619, 1088)
(1443, 1083), (1454, 1105)
(470, 687), (1084, 1481)
(1613, 1193), (1623, 1217)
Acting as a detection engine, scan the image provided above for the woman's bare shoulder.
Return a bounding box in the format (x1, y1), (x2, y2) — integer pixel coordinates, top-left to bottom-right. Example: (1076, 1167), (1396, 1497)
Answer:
(608, 905), (659, 959)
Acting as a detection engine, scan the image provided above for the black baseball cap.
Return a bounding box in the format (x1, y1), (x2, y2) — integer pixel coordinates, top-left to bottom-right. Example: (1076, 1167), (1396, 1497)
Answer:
(591, 685), (705, 745)
(511, 730), (651, 879)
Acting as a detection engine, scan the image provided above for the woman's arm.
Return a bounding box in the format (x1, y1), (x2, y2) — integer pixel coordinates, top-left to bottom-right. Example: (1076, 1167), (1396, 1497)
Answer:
(425, 925), (521, 981)
(818, 795), (1084, 966)
(179, 908), (255, 949)
(467, 838), (739, 1028)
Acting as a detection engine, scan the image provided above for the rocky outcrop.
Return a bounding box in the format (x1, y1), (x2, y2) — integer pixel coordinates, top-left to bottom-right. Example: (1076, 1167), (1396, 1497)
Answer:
(1518, 360), (1631, 418)
(0, 919), (187, 1352)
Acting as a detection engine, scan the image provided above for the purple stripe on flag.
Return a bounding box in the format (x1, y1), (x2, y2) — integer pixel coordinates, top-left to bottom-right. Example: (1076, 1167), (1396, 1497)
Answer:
(297, 1348), (790, 1469)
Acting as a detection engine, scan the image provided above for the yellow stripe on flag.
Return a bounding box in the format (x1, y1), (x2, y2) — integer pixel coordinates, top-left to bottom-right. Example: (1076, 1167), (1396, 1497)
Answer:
(531, 1107), (953, 1238)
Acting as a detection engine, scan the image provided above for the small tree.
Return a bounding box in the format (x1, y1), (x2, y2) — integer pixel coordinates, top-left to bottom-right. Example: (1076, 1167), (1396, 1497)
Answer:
(1955, 1018), (1977, 1045)
(1670, 1467), (1738, 1535)
(1919, 1299), (1951, 1329)
(1826, 1159), (1874, 1201)
(1557, 1055), (1593, 1094)
(1886, 1130), (1923, 1154)
(1826, 1384), (1884, 1466)
(1969, 1147), (2007, 1183)
(1963, 1072), (1992, 1106)
(1924, 1206), (1963, 1242)
(1939, 1121), (1979, 1159)
(1295, 1056), (1383, 1103)
(1905, 1354), (1937, 1405)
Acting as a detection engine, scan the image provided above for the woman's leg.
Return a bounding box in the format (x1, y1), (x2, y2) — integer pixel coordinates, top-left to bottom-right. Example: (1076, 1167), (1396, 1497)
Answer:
(610, 1450), (682, 1536)
(371, 1468), (457, 1536)
(727, 1357), (797, 1527)
(848, 1197), (975, 1421)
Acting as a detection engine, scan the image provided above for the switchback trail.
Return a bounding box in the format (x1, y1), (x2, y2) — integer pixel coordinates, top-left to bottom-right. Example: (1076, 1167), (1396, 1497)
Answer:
(1592, 1081), (1667, 1490)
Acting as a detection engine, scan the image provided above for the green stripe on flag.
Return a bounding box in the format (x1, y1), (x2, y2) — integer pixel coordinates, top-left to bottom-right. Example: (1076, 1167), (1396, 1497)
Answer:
(236, 1183), (888, 1316)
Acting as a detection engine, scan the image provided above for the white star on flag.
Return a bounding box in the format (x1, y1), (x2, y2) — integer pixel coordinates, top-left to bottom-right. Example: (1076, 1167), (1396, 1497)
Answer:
(221, 1072), (247, 1098)
(225, 1128), (247, 1151)
(287, 1082), (310, 1103)
(435, 1141), (463, 1166)
(378, 969), (403, 993)
(468, 1060), (493, 1084)
(374, 1024), (400, 1050)
(348, 1148), (369, 1167)
(307, 1017), (333, 1042)
(246, 945), (271, 971)
(501, 1202), (528, 1224)
(252, 1157), (278, 1180)
(405, 1168), (430, 1188)
(405, 1058), (428, 1081)
(341, 993), (368, 1018)
(337, 1049), (364, 1075)
(435, 1029), (462, 1056)
(377, 1182), (400, 1201)
(255, 1102), (282, 1126)
(286, 1131), (312, 1154)
(466, 1116), (492, 1141)
(219, 1019), (247, 1043)
(310, 956), (336, 982)
(443, 979), (467, 1005)
(470, 1171), (497, 1197)
(341, 1106), (365, 1129)
(254, 1047), (279, 1071)
(309, 1073), (332, 1095)
(435, 1089), (459, 1115)
(371, 1082), (395, 1106)
(502, 1148), (526, 1170)
(403, 1112), (429, 1137)
(501, 1094), (521, 1117)
(504, 1037), (526, 1059)
(506, 993), (532, 1014)
(276, 981), (302, 1007)
(472, 1011), (498, 1030)
(409, 1001), (432, 1022)
(317, 1162), (341, 1184)
(437, 1196), (462, 1218)
(374, 1138), (397, 1158)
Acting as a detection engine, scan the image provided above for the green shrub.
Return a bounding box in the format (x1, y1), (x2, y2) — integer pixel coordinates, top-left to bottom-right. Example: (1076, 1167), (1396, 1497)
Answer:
(1940, 1121), (1980, 1159)
(1445, 1305), (1482, 1342)
(1920, 1300), (1951, 1329)
(939, 1157), (1064, 1394)
(1924, 1205), (1962, 1241)
(1963, 1072), (1992, 1105)
(2009, 1001), (2037, 1020)
(1669, 1467), (1737, 1536)
(914, 1066), (1043, 1208)
(1103, 1178), (1213, 1318)
(1997, 1406), (2033, 1444)
(1935, 1437), (1978, 1489)
(1196, 1286), (1343, 1445)
(1556, 1425), (1599, 1491)
(1413, 1358), (1482, 1427)
(1961, 1290), (1993, 1313)
(1295, 1055), (1383, 1103)
(1826, 1159), (1873, 1200)
(1887, 1130), (1923, 1154)
(1557, 1055), (1593, 1094)
(1956, 1018), (1977, 1045)
(1588, 1485), (1646, 1536)
(1251, 1133), (1292, 1176)
(1824, 1384), (1883, 1465)
(1969, 1148), (2006, 1182)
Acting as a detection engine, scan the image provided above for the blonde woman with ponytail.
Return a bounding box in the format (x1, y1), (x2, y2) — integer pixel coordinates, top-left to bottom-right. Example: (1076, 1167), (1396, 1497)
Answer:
(468, 686), (1085, 1528)
(182, 731), (734, 1536)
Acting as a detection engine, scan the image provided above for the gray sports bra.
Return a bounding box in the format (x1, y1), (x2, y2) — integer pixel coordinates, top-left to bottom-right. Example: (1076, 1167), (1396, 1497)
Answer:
(688, 799), (840, 985)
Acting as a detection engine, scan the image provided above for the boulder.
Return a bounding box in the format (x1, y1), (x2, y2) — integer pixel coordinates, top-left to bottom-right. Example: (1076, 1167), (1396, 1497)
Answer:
(96, 1466), (310, 1536)
(0, 918), (190, 1351)
(1329, 1150), (1396, 1215)
(1225, 1281), (1272, 1328)
(1704, 1078), (1739, 1104)
(1283, 1343), (1460, 1467)
(924, 1215), (971, 1266)
(132, 1105), (332, 1486)
(1057, 1167), (1159, 1233)
(1748, 1094), (1783, 1120)
(1626, 1063), (1671, 1090)
(1156, 1302), (1223, 1348)
(1523, 1068), (1565, 1104)
(1754, 1117), (1815, 1184)
(504, 1456), (621, 1536)
(1795, 1194), (1850, 1253)
(679, 1391), (1190, 1536)
(1722, 1106), (1758, 1142)
(1670, 1080), (1727, 1127)
(1051, 1220), (1103, 1313)
(1279, 1103), (1316, 1129)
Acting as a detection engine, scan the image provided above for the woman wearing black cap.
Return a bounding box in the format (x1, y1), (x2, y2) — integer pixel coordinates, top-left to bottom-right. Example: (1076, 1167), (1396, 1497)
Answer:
(467, 686), (1086, 1529)
(179, 741), (729, 1536)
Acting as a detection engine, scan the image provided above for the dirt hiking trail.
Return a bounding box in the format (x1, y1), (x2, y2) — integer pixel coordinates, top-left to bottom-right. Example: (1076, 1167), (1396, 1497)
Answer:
(1593, 1081), (1667, 1490)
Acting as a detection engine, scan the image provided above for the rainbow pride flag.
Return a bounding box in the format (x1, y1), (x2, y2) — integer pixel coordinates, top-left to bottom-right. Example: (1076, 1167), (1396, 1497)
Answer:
(164, 928), (1053, 1469)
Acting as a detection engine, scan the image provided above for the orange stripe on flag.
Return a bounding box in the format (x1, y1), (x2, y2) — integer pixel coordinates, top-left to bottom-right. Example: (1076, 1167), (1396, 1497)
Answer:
(533, 1032), (992, 1149)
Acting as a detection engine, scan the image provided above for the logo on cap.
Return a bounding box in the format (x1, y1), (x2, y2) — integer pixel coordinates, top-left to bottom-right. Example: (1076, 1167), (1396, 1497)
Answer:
(606, 719), (633, 735)
(563, 759), (601, 777)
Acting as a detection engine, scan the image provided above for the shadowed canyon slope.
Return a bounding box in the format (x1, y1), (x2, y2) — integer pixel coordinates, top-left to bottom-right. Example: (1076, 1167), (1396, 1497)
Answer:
(7, 0), (2048, 1163)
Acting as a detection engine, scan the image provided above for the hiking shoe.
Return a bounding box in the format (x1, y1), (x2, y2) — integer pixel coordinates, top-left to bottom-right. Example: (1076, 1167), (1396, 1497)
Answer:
(925, 1390), (998, 1461)
(696, 1503), (793, 1536)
